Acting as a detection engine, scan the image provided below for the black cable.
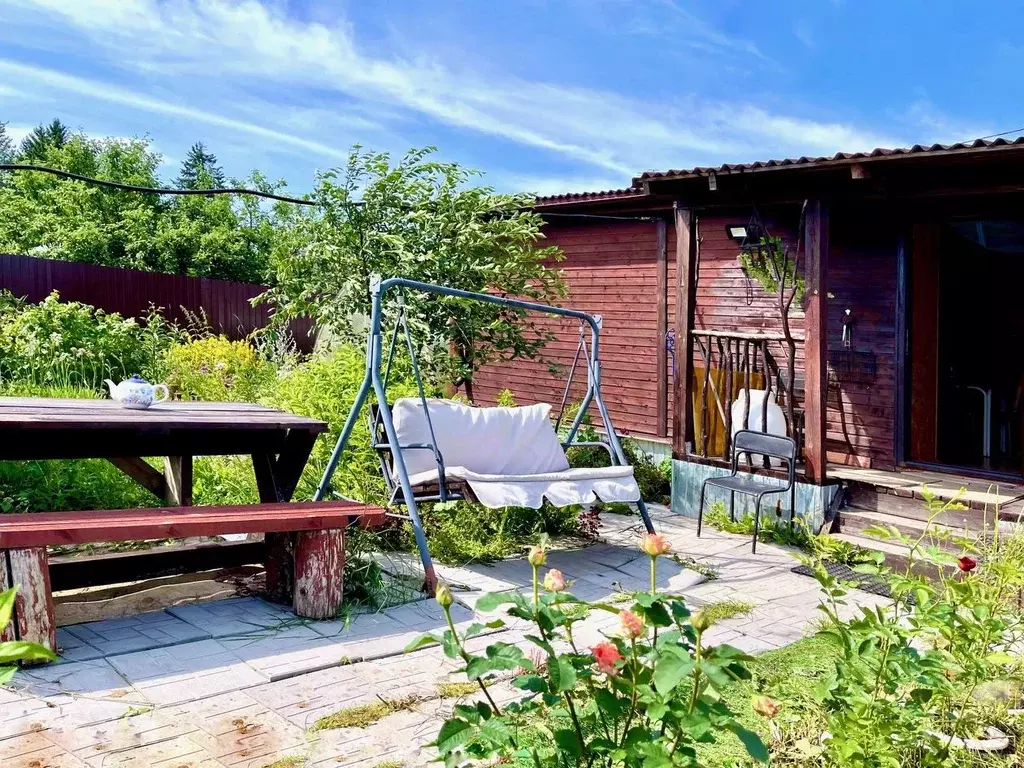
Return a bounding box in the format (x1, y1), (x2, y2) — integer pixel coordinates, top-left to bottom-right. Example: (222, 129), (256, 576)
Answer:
(0, 163), (316, 206)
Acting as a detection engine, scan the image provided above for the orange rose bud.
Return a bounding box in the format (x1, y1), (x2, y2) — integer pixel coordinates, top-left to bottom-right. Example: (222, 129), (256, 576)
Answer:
(640, 533), (671, 557)
(752, 696), (780, 719)
(543, 568), (567, 592)
(527, 545), (547, 568)
(618, 609), (645, 639)
(435, 581), (454, 608)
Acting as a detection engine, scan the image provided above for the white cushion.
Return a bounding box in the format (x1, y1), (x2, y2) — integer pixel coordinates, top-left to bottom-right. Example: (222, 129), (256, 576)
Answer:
(391, 398), (570, 478)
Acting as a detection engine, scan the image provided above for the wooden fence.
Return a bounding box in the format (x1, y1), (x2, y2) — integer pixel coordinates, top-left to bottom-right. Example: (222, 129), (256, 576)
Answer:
(0, 254), (315, 351)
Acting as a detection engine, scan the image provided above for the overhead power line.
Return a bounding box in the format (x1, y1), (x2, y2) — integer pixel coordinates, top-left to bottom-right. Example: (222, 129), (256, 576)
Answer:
(0, 163), (317, 206)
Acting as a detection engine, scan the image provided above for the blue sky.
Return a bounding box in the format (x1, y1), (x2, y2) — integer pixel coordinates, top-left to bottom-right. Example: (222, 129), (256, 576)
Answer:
(0, 0), (1019, 196)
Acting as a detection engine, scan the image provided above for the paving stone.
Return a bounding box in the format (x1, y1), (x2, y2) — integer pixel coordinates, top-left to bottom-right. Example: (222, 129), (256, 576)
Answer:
(63, 611), (211, 657)
(11, 660), (130, 700)
(106, 640), (266, 706)
(55, 628), (105, 664)
(80, 733), (213, 767)
(166, 597), (296, 638)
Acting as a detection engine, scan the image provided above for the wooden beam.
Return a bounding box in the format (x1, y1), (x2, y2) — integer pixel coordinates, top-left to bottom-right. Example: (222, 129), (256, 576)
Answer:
(108, 457), (167, 499)
(672, 204), (697, 458)
(164, 455), (193, 506)
(655, 218), (669, 437)
(7, 548), (56, 652)
(802, 200), (829, 484)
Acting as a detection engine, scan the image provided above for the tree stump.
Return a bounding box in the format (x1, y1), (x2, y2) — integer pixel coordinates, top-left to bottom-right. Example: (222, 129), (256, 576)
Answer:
(293, 529), (345, 620)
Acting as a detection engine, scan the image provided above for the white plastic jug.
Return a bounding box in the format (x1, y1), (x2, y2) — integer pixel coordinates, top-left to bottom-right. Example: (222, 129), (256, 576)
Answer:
(731, 389), (788, 467)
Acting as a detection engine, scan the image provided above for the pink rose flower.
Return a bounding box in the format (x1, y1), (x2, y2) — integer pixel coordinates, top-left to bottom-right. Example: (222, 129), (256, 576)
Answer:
(543, 568), (566, 592)
(592, 641), (623, 674)
(640, 533), (671, 557)
(618, 609), (645, 640)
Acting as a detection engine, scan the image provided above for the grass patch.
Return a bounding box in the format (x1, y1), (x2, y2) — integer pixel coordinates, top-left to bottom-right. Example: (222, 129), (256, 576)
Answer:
(261, 756), (306, 768)
(309, 695), (419, 732)
(696, 599), (755, 626)
(372, 762), (405, 768)
(436, 681), (479, 698)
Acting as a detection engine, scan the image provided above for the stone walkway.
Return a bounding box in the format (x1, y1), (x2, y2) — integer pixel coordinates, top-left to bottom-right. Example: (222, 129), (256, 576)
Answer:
(0, 506), (885, 767)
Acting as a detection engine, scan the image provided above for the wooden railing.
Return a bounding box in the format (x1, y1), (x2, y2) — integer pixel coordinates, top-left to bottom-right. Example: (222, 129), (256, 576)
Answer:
(691, 329), (801, 463)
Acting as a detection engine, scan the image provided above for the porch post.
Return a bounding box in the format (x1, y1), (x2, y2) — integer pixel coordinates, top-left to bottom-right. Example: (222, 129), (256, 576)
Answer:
(655, 217), (669, 438)
(802, 200), (829, 483)
(672, 204), (697, 458)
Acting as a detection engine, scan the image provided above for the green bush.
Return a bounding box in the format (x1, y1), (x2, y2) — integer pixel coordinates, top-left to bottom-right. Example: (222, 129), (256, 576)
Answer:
(0, 291), (175, 389)
(162, 335), (275, 403)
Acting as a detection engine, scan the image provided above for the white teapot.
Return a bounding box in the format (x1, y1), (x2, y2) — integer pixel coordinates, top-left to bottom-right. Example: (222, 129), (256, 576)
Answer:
(104, 375), (170, 410)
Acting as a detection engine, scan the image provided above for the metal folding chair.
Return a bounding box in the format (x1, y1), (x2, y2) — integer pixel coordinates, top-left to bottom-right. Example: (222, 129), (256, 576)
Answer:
(697, 430), (797, 553)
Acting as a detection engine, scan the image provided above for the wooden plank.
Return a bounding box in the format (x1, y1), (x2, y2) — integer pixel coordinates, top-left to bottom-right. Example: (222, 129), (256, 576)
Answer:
(803, 200), (829, 483)
(0, 501), (386, 548)
(293, 529), (345, 619)
(7, 548), (56, 652)
(655, 217), (668, 437)
(49, 540), (266, 591)
(672, 204), (697, 458)
(164, 456), (193, 506)
(108, 457), (167, 499)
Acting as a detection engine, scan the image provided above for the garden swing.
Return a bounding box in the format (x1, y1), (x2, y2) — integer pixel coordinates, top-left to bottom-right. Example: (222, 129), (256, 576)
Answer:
(314, 276), (656, 589)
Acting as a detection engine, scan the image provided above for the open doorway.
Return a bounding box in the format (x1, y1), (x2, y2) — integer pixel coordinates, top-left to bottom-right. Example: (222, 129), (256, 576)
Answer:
(908, 218), (1024, 476)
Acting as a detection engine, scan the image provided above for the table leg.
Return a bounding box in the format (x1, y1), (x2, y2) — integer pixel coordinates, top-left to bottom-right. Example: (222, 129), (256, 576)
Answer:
(164, 456), (193, 506)
(253, 429), (319, 604)
(294, 529), (345, 619)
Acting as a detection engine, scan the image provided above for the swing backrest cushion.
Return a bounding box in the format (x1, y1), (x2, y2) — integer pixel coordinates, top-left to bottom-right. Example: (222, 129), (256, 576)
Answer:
(391, 398), (571, 478)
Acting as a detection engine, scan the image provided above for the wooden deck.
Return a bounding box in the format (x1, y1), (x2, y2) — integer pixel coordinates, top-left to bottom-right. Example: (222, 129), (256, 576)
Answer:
(829, 464), (1024, 510)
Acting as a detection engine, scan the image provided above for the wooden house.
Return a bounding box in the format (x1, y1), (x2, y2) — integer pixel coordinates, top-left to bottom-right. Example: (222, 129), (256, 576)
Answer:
(474, 139), (1024, 537)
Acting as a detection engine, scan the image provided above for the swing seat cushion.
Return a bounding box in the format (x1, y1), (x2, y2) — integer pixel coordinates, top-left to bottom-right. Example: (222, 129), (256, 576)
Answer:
(391, 398), (641, 509)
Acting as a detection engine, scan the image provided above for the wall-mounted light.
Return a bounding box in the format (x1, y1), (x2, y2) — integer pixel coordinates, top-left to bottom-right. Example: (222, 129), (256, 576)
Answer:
(726, 225), (747, 240)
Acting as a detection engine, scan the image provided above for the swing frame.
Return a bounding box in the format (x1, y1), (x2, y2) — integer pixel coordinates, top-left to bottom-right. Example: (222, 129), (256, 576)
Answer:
(314, 276), (656, 590)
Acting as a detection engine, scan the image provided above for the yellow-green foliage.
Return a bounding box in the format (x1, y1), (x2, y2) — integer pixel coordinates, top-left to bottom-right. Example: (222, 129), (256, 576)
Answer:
(260, 756), (306, 768)
(496, 388), (518, 407)
(436, 681), (479, 698)
(162, 335), (274, 403)
(309, 696), (419, 731)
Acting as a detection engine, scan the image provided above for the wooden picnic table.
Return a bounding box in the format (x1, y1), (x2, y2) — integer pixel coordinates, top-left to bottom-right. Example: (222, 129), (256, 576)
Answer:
(0, 397), (328, 506)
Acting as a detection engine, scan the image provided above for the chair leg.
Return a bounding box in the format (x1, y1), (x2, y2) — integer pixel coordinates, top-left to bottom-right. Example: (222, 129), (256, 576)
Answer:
(697, 484), (706, 538)
(729, 491), (736, 523)
(752, 496), (762, 554)
(790, 484), (796, 530)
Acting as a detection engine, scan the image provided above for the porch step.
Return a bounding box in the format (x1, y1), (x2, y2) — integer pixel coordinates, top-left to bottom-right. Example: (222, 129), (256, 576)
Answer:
(845, 483), (1020, 530)
(839, 508), (989, 541)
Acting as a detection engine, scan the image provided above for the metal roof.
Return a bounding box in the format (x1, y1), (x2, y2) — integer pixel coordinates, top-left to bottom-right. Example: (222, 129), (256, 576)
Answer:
(634, 136), (1024, 183)
(535, 136), (1024, 205)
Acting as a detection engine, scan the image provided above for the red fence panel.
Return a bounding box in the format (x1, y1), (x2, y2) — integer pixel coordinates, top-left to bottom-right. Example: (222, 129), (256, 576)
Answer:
(0, 254), (315, 351)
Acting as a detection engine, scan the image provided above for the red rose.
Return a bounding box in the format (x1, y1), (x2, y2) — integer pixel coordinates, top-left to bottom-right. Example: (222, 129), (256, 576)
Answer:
(592, 641), (624, 675)
(957, 556), (977, 573)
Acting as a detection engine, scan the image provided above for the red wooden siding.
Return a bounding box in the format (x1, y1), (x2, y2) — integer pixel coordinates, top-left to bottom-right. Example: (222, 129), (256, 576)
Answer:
(473, 220), (666, 438)
(0, 254), (315, 351)
(473, 205), (899, 469)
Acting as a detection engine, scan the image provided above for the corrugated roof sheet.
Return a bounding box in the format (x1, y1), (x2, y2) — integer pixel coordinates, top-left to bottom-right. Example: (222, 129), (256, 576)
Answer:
(535, 187), (642, 205)
(535, 136), (1024, 205)
(634, 136), (1024, 182)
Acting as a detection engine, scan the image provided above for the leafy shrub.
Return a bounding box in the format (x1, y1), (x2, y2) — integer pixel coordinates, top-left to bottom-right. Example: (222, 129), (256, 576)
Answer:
(0, 291), (175, 389)
(162, 335), (274, 403)
(409, 536), (768, 767)
(799, 489), (1024, 767)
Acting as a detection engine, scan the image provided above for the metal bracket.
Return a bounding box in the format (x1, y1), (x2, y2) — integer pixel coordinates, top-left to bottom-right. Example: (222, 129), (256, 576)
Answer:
(369, 273), (382, 295)
(594, 314), (603, 330)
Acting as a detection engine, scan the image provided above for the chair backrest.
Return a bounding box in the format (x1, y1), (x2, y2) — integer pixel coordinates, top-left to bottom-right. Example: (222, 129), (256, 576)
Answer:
(391, 398), (571, 477)
(732, 430), (797, 464)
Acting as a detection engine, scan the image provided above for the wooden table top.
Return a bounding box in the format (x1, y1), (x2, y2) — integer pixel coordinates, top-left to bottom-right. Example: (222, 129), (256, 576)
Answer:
(0, 397), (328, 433)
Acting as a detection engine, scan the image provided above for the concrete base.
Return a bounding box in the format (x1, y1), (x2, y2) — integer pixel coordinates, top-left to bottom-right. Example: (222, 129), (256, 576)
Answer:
(671, 459), (838, 533)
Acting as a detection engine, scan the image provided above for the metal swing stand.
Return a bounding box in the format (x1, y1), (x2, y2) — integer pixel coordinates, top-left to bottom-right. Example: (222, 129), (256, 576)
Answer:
(314, 276), (656, 591)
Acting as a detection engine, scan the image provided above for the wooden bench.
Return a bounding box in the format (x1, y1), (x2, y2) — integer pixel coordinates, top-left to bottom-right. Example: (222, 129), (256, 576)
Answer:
(0, 501), (387, 653)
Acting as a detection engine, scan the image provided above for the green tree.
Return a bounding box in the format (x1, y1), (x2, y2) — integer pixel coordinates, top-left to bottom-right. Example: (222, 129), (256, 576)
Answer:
(262, 146), (565, 396)
(176, 141), (225, 189)
(18, 118), (70, 162)
(0, 122), (14, 164)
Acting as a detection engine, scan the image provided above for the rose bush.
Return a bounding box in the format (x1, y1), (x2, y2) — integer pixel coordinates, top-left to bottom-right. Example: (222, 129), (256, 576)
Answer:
(406, 537), (768, 767)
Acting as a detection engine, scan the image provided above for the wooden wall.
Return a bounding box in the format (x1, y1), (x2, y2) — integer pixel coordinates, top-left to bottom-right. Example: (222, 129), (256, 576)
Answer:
(472, 219), (668, 438)
(473, 205), (900, 469)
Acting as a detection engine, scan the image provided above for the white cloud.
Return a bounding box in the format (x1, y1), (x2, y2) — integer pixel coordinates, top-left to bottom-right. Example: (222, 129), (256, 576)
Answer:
(901, 99), (992, 145)
(2, 0), (901, 186)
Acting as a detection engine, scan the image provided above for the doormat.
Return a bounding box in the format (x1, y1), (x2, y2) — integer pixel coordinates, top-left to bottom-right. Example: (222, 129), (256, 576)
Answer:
(791, 560), (898, 601)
